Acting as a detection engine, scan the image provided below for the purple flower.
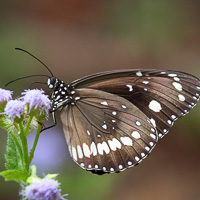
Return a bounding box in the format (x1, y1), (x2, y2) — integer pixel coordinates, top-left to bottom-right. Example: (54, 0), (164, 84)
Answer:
(0, 88), (13, 102)
(21, 89), (51, 116)
(21, 178), (68, 200)
(4, 100), (25, 122)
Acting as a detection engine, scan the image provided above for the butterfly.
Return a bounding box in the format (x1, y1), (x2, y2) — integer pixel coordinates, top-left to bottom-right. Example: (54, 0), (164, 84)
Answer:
(47, 69), (200, 175)
(12, 49), (200, 175)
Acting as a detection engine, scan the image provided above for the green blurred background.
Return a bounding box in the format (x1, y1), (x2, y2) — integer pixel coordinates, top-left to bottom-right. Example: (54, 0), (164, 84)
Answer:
(0, 1), (200, 200)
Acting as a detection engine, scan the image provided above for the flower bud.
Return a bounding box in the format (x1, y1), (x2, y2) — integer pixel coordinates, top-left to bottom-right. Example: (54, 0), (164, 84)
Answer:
(0, 88), (13, 112)
(4, 100), (25, 123)
(21, 89), (51, 122)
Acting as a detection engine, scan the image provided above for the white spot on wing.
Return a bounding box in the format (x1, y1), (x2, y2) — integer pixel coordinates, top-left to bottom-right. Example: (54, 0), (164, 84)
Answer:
(142, 81), (149, 84)
(77, 145), (83, 159)
(97, 143), (103, 155)
(102, 142), (110, 154)
(131, 131), (141, 139)
(83, 143), (91, 158)
(145, 146), (150, 151)
(72, 147), (77, 161)
(108, 140), (116, 151)
(136, 121), (141, 126)
(141, 153), (145, 157)
(167, 120), (172, 125)
(149, 100), (162, 112)
(108, 138), (121, 151)
(126, 84), (133, 91)
(174, 77), (180, 81)
(150, 133), (156, 139)
(178, 94), (185, 101)
(120, 137), (133, 146)
(97, 142), (110, 155)
(121, 105), (127, 109)
(150, 118), (156, 128)
(112, 111), (117, 115)
(87, 130), (91, 135)
(172, 82), (183, 91)
(81, 163), (84, 167)
(193, 96), (197, 100)
(101, 101), (108, 106)
(151, 128), (155, 132)
(136, 71), (142, 76)
(102, 124), (107, 129)
(128, 161), (132, 165)
(90, 142), (97, 156)
(110, 168), (114, 172)
(171, 115), (176, 119)
(149, 142), (154, 146)
(159, 133), (163, 137)
(168, 73), (177, 77)
(135, 156), (139, 161)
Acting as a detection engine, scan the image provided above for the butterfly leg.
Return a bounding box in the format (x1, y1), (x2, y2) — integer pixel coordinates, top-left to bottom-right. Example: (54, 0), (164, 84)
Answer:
(40, 112), (57, 133)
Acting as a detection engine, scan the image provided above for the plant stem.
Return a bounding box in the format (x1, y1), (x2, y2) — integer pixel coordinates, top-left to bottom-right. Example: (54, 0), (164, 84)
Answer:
(29, 123), (42, 165)
(19, 123), (29, 172)
(25, 116), (33, 136)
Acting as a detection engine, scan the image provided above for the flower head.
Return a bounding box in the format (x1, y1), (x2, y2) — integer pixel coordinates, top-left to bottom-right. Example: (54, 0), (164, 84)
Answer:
(4, 99), (25, 122)
(21, 178), (67, 200)
(0, 88), (13, 112)
(21, 89), (51, 121)
(0, 88), (13, 102)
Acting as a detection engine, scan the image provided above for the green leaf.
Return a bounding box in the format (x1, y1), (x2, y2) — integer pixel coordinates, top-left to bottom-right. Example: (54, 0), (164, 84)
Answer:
(5, 131), (23, 170)
(0, 169), (28, 182)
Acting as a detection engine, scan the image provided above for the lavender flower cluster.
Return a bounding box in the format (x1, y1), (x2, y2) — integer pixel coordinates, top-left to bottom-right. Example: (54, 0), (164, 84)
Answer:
(0, 88), (50, 123)
(0, 88), (68, 200)
(21, 176), (68, 200)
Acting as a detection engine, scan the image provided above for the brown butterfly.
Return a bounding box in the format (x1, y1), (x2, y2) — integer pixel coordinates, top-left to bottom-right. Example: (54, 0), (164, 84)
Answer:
(12, 48), (200, 175)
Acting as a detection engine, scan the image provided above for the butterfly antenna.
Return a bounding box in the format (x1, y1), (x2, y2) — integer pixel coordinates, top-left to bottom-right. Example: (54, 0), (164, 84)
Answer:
(5, 74), (50, 87)
(15, 48), (54, 77)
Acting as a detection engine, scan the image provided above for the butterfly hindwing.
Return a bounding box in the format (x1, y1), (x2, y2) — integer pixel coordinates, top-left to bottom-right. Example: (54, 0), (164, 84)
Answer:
(60, 88), (158, 174)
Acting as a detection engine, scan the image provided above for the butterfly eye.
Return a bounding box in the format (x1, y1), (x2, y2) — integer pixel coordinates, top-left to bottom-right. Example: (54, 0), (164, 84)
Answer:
(48, 77), (57, 89)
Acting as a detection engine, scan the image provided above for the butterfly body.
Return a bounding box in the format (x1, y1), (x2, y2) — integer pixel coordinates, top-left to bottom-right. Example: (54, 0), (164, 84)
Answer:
(47, 69), (200, 174)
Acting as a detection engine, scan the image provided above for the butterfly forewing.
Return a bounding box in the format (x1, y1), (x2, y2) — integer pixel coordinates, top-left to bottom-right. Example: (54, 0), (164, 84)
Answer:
(60, 88), (158, 174)
(72, 70), (200, 138)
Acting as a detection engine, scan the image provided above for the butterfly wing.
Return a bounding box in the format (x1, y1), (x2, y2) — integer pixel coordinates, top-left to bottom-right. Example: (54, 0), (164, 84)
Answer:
(72, 69), (200, 138)
(60, 88), (158, 174)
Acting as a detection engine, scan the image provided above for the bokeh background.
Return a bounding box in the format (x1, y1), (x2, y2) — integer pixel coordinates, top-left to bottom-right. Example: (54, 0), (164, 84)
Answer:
(0, 1), (200, 200)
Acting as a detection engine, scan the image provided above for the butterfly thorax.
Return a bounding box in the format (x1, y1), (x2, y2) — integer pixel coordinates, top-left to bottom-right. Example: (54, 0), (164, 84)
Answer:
(48, 77), (76, 112)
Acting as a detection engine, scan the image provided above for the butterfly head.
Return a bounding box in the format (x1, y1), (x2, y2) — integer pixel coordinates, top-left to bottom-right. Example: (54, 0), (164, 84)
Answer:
(47, 77), (58, 89)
